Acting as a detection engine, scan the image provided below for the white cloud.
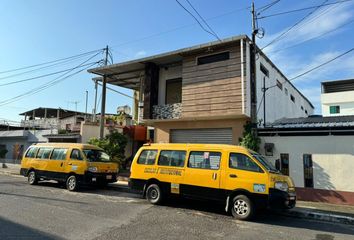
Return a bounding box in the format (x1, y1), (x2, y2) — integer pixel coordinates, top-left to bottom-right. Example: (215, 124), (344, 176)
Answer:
(134, 50), (147, 58)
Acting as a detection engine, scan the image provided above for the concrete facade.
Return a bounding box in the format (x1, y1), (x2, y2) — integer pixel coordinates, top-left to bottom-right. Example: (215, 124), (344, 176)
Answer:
(321, 90), (354, 116)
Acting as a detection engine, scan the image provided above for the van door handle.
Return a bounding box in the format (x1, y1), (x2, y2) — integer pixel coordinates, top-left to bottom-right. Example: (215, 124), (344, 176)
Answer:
(68, 163), (72, 165)
(229, 174), (237, 178)
(212, 172), (217, 180)
(60, 162), (63, 167)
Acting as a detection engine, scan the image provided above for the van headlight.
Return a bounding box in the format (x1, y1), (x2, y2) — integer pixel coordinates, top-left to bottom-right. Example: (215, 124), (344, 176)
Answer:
(88, 166), (98, 172)
(274, 182), (289, 192)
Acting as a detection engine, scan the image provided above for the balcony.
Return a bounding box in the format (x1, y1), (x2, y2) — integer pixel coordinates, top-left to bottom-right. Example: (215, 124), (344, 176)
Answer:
(152, 103), (182, 120)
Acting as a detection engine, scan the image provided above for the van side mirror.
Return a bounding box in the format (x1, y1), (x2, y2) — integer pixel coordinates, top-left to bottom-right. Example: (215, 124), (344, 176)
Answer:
(275, 159), (280, 171)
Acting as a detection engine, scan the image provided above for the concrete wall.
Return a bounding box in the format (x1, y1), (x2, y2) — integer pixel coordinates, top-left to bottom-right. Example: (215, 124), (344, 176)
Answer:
(255, 54), (314, 125)
(321, 90), (354, 116)
(80, 122), (121, 143)
(259, 135), (354, 192)
(154, 118), (247, 145)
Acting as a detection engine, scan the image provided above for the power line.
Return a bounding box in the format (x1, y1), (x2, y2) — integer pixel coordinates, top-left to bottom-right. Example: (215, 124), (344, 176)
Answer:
(261, 0), (330, 50)
(257, 0), (353, 19)
(257, 0), (281, 14)
(269, 18), (354, 54)
(267, 47), (354, 90)
(0, 48), (103, 75)
(97, 82), (134, 99)
(175, 0), (220, 40)
(185, 0), (221, 40)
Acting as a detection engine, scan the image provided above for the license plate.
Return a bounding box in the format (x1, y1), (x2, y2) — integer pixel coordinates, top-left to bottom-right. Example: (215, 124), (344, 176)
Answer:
(106, 175), (112, 180)
(289, 196), (296, 200)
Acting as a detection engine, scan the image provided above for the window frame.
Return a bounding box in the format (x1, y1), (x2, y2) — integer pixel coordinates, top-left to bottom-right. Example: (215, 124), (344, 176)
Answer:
(50, 148), (68, 161)
(276, 79), (283, 90)
(165, 78), (182, 105)
(228, 152), (264, 173)
(70, 149), (83, 161)
(329, 105), (340, 114)
(260, 63), (269, 77)
(25, 147), (38, 158)
(303, 154), (314, 188)
(187, 151), (222, 170)
(157, 150), (186, 168)
(35, 147), (53, 160)
(196, 51), (230, 65)
(280, 153), (289, 176)
(137, 149), (158, 165)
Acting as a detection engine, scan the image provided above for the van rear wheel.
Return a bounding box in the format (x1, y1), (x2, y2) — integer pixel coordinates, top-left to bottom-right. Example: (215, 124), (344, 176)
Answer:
(231, 195), (255, 220)
(146, 184), (163, 205)
(28, 170), (38, 185)
(66, 175), (78, 191)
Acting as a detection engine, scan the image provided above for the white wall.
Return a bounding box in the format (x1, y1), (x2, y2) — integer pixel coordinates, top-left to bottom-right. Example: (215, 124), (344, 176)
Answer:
(259, 135), (354, 192)
(321, 91), (354, 116)
(255, 54), (314, 125)
(158, 65), (182, 105)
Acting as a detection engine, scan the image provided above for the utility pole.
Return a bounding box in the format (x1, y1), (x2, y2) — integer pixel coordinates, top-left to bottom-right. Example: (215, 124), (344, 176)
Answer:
(85, 90), (88, 120)
(93, 79), (98, 122)
(250, 1), (258, 128)
(99, 46), (109, 139)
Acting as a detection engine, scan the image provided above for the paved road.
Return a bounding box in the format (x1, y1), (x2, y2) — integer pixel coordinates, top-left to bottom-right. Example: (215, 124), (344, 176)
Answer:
(0, 174), (353, 240)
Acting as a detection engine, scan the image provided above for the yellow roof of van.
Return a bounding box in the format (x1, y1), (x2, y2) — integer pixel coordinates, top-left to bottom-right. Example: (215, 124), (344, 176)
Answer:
(32, 143), (102, 150)
(143, 143), (250, 151)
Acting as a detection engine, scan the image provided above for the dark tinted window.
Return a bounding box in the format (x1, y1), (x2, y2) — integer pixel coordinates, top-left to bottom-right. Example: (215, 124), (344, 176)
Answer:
(290, 94), (295, 103)
(197, 52), (230, 65)
(158, 150), (186, 167)
(137, 150), (157, 165)
(70, 149), (83, 160)
(303, 154), (313, 188)
(188, 151), (221, 170)
(280, 153), (289, 176)
(25, 147), (38, 158)
(276, 80), (283, 90)
(166, 78), (182, 104)
(229, 153), (262, 172)
(260, 63), (269, 77)
(36, 148), (52, 159)
(51, 148), (68, 160)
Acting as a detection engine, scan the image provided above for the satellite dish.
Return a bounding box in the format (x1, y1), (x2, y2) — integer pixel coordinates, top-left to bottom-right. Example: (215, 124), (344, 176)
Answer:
(117, 105), (131, 115)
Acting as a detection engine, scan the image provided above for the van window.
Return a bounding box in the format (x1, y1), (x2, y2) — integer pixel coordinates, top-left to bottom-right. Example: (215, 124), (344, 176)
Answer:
(158, 150), (186, 167)
(229, 153), (262, 172)
(188, 151), (221, 170)
(137, 150), (157, 165)
(36, 148), (52, 159)
(51, 149), (68, 160)
(70, 149), (83, 160)
(25, 147), (38, 158)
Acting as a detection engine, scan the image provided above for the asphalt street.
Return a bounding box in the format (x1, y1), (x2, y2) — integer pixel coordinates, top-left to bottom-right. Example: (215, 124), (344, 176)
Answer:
(0, 174), (354, 240)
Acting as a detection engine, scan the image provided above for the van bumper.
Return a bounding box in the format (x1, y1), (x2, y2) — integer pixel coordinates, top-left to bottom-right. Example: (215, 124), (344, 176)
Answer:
(83, 171), (117, 184)
(20, 168), (28, 176)
(269, 188), (296, 209)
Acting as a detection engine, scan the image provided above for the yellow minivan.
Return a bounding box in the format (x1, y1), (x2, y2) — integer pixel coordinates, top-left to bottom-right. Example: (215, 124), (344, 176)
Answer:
(20, 143), (118, 191)
(129, 143), (296, 220)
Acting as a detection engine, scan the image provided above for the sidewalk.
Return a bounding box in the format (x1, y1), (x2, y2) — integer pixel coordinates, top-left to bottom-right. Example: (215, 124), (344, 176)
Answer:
(1, 164), (354, 225)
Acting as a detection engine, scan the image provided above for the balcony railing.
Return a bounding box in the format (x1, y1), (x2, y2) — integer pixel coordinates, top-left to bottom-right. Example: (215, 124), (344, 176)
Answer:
(152, 103), (182, 119)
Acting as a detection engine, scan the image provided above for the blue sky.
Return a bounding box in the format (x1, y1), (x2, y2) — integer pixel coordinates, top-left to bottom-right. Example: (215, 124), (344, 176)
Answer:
(0, 0), (354, 122)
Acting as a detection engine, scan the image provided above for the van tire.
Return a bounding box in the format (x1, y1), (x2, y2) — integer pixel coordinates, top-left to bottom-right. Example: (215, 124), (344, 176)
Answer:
(28, 170), (38, 185)
(146, 184), (163, 205)
(231, 195), (255, 220)
(66, 175), (78, 191)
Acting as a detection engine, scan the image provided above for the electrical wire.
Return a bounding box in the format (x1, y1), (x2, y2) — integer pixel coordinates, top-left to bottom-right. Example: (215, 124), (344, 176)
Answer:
(97, 82), (134, 99)
(184, 0), (221, 40)
(175, 0), (220, 40)
(257, 0), (353, 19)
(261, 0), (330, 50)
(0, 48), (103, 75)
(257, 0), (281, 14)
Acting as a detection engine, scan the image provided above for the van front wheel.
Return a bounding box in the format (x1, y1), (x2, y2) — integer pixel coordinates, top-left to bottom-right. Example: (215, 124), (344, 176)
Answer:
(28, 171), (38, 185)
(146, 184), (163, 205)
(231, 195), (255, 220)
(66, 175), (78, 191)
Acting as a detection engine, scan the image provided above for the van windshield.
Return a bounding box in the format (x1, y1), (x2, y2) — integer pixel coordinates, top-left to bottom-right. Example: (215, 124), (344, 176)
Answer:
(83, 149), (111, 162)
(252, 153), (278, 173)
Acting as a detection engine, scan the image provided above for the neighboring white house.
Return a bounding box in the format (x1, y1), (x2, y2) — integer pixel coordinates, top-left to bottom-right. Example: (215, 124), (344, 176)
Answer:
(258, 115), (354, 205)
(321, 79), (354, 116)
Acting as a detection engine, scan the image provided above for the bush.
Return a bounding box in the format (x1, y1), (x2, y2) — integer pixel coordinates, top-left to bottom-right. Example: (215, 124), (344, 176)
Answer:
(239, 121), (260, 152)
(88, 131), (127, 166)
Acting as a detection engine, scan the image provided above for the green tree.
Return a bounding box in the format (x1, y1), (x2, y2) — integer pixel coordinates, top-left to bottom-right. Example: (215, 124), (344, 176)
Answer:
(0, 149), (8, 168)
(239, 121), (260, 152)
(88, 131), (127, 166)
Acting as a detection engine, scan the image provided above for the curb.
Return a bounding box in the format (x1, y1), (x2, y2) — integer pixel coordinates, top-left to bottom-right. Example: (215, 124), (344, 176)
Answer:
(275, 208), (354, 225)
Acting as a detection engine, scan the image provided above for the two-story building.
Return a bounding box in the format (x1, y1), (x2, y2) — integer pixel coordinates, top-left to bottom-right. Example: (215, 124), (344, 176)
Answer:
(88, 35), (314, 145)
(321, 78), (354, 116)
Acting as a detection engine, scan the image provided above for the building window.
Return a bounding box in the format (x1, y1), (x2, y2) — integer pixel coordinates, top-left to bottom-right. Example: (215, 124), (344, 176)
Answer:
(229, 153), (262, 172)
(329, 105), (340, 114)
(303, 154), (314, 188)
(260, 63), (269, 77)
(301, 106), (304, 110)
(305, 110), (308, 115)
(280, 153), (289, 176)
(188, 151), (221, 170)
(158, 150), (186, 167)
(137, 150), (157, 165)
(290, 94), (295, 103)
(197, 52), (230, 65)
(165, 78), (182, 104)
(285, 88), (288, 95)
(276, 80), (283, 90)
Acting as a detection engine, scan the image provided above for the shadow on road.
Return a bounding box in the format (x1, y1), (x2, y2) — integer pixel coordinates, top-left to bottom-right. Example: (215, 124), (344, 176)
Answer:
(0, 216), (61, 240)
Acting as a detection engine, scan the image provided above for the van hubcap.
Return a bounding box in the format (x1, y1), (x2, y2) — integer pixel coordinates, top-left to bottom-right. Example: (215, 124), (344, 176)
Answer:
(68, 177), (76, 189)
(149, 188), (158, 200)
(234, 199), (248, 216)
(29, 172), (35, 183)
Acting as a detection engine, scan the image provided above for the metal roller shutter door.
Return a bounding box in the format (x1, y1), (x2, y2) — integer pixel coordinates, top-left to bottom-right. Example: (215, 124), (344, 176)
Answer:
(170, 128), (232, 144)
